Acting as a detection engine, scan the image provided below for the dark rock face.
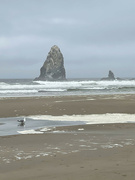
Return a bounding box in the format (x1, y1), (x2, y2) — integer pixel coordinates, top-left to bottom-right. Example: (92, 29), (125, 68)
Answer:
(101, 70), (115, 80)
(108, 70), (115, 80)
(34, 45), (66, 81)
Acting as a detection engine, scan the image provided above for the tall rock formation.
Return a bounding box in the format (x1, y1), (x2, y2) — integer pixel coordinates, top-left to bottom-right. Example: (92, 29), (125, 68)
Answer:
(108, 70), (115, 80)
(101, 70), (115, 80)
(34, 45), (66, 81)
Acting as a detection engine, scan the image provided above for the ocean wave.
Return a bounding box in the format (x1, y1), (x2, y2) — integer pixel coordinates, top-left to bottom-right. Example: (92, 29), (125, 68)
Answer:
(0, 90), (37, 94)
(0, 82), (9, 86)
(117, 86), (135, 89)
(67, 87), (105, 91)
(38, 89), (66, 92)
(0, 79), (135, 97)
(98, 80), (135, 86)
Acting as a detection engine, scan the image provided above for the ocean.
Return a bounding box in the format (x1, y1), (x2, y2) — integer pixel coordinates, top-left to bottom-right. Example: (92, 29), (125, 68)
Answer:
(0, 78), (135, 97)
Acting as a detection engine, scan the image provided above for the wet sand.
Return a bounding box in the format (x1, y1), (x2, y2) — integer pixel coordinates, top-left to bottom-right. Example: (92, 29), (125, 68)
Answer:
(1, 94), (135, 180)
(0, 94), (135, 118)
(1, 123), (135, 180)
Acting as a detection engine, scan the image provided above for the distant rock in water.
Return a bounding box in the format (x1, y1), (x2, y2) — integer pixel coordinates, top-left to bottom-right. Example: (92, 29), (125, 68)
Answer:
(101, 70), (115, 80)
(108, 70), (115, 80)
(34, 45), (66, 81)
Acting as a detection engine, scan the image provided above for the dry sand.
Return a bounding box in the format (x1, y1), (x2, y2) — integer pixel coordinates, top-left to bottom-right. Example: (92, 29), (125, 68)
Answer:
(0, 94), (135, 180)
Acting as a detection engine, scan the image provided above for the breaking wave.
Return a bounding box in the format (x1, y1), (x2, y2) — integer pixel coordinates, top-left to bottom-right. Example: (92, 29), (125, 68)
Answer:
(0, 79), (135, 97)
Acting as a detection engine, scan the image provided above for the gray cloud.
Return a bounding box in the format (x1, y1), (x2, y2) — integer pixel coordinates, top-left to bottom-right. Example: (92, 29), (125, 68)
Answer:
(0, 0), (135, 78)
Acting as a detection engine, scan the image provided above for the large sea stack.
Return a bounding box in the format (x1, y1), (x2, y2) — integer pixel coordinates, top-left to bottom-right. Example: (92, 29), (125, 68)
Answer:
(108, 70), (115, 80)
(34, 45), (66, 81)
(101, 70), (115, 80)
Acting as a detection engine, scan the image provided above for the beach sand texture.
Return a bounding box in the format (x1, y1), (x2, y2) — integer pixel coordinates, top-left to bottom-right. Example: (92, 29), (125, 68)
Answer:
(0, 94), (135, 180)
(0, 94), (135, 117)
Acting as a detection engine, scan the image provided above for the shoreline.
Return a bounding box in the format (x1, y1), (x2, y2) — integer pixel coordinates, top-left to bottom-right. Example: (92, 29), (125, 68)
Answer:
(1, 94), (135, 118)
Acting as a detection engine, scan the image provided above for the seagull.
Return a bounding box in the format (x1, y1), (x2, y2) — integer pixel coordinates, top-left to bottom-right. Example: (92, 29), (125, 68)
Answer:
(17, 117), (26, 126)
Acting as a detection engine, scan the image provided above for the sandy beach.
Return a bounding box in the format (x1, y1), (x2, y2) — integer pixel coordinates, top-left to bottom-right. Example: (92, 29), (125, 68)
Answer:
(0, 94), (135, 118)
(1, 94), (135, 180)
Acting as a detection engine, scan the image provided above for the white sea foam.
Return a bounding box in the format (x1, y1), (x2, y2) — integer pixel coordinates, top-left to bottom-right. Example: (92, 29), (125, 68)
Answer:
(78, 128), (84, 131)
(101, 144), (123, 149)
(40, 128), (52, 132)
(28, 113), (135, 124)
(17, 129), (43, 134)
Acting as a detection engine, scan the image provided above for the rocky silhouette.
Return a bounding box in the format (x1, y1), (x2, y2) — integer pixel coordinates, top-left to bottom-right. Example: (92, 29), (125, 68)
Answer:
(108, 70), (115, 80)
(34, 45), (66, 81)
(101, 70), (115, 80)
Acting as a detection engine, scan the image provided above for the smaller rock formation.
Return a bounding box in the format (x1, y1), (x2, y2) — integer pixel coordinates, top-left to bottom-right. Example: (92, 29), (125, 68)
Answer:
(101, 70), (115, 80)
(34, 45), (66, 81)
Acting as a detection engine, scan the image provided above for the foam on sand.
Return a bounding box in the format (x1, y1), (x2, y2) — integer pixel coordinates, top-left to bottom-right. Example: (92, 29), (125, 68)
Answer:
(17, 129), (43, 134)
(28, 113), (135, 124)
(17, 113), (135, 135)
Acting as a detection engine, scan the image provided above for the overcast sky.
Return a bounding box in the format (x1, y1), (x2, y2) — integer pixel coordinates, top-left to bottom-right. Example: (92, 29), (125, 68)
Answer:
(0, 0), (135, 79)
